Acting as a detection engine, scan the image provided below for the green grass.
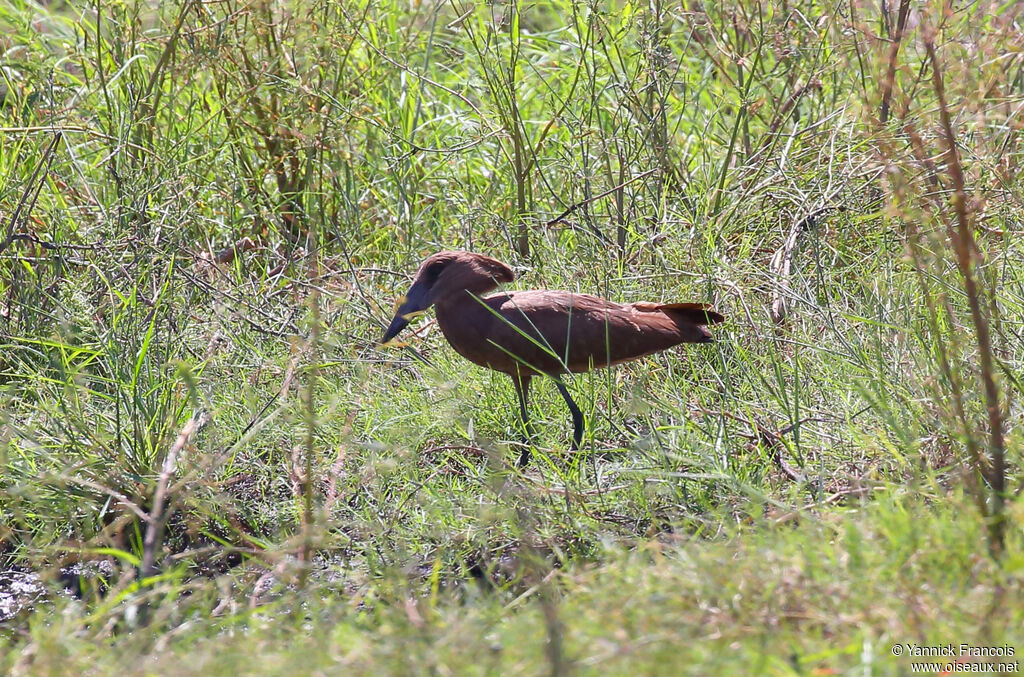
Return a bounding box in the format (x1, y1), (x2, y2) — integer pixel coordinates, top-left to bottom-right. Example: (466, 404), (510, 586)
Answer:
(1, 0), (1022, 674)
(10, 497), (1024, 676)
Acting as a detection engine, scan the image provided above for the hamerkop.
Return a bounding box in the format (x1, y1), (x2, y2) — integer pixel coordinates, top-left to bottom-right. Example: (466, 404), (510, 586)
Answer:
(381, 251), (724, 465)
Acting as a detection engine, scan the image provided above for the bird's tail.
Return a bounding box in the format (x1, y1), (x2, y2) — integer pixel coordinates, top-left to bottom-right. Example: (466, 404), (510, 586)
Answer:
(656, 303), (725, 326)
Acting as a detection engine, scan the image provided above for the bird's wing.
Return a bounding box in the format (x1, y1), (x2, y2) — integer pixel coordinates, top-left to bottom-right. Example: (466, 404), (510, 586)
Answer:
(475, 291), (712, 374)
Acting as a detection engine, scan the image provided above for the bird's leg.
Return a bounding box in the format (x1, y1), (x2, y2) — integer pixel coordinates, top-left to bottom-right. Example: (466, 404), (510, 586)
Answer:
(512, 372), (534, 467)
(554, 379), (584, 450)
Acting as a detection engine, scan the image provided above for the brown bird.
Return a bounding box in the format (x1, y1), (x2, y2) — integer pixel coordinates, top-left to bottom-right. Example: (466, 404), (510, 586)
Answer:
(381, 251), (724, 465)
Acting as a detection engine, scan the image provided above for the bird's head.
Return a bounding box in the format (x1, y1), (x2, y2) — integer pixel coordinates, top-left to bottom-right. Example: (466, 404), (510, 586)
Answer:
(381, 251), (515, 344)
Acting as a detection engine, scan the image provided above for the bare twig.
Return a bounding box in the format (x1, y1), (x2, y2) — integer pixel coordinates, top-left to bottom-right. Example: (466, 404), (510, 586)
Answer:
(140, 412), (207, 579)
(769, 202), (845, 324)
(925, 33), (1006, 556)
(546, 169), (659, 227)
(2, 132), (62, 255)
(879, 0), (912, 125)
(693, 405), (829, 483)
(324, 411), (356, 514)
(60, 475), (151, 524)
(222, 346), (304, 457)
(178, 266), (301, 337)
(756, 426), (807, 484)
(208, 237), (257, 265)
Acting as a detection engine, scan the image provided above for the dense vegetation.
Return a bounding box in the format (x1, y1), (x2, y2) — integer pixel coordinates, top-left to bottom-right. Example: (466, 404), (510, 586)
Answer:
(1, 0), (1021, 674)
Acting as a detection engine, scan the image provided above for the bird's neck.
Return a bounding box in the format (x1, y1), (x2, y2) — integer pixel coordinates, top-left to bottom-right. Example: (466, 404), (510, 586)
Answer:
(434, 289), (485, 333)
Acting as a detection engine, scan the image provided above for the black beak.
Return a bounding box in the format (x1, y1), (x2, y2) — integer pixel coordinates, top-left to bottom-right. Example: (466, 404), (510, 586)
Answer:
(381, 282), (431, 344)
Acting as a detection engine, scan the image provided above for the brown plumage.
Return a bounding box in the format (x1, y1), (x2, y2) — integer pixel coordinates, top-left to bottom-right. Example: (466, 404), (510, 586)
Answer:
(381, 251), (724, 465)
